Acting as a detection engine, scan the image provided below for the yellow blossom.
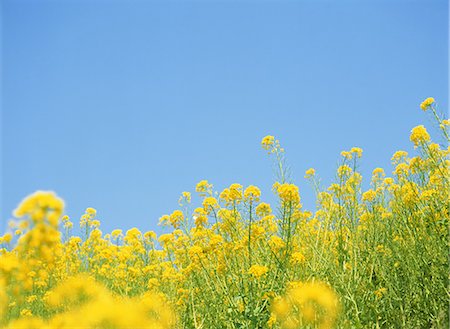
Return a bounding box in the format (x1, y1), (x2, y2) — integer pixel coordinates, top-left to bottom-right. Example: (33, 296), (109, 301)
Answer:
(261, 135), (275, 150)
(196, 180), (212, 196)
(350, 147), (363, 158)
(410, 125), (430, 146)
(304, 168), (315, 178)
(272, 281), (340, 329)
(374, 287), (387, 299)
(248, 265), (269, 279)
(362, 190), (376, 202)
(244, 185), (261, 202)
(420, 97), (435, 111)
(274, 183), (300, 205)
(256, 202), (272, 217)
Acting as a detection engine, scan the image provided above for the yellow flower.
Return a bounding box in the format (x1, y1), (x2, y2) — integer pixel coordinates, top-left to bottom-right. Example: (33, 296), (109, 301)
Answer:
(178, 191), (191, 205)
(86, 207), (97, 217)
(20, 308), (32, 316)
(167, 210), (184, 228)
(272, 297), (290, 319)
(273, 281), (340, 329)
(26, 295), (37, 303)
(229, 183), (243, 201)
(13, 191), (64, 224)
(391, 150), (408, 165)
(291, 251), (306, 264)
(63, 221), (73, 229)
(341, 151), (352, 159)
(111, 229), (123, 238)
(202, 197), (219, 214)
(410, 125), (430, 146)
(256, 202), (272, 217)
(261, 135), (275, 150)
(248, 265), (269, 279)
(196, 180), (212, 196)
(18, 220), (29, 230)
(337, 165), (352, 177)
(219, 183), (244, 204)
(2, 233), (12, 244)
(372, 168), (385, 176)
(158, 233), (174, 246)
(350, 147), (363, 158)
(269, 235), (285, 251)
(125, 227), (141, 240)
(193, 207), (208, 227)
(304, 168), (315, 178)
(420, 97), (435, 111)
(267, 314), (277, 328)
(374, 287), (387, 299)
(188, 245), (203, 258)
(144, 230), (156, 240)
(362, 190), (376, 202)
(0, 253), (19, 273)
(147, 278), (160, 290)
(274, 183), (300, 205)
(244, 185), (261, 202)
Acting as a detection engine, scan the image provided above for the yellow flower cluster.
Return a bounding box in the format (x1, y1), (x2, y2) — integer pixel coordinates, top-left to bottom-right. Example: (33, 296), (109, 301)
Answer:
(244, 185), (261, 202)
(420, 97), (435, 110)
(195, 179), (212, 196)
(261, 135), (275, 150)
(362, 189), (377, 202)
(304, 168), (315, 178)
(410, 125), (430, 146)
(248, 264), (269, 279)
(13, 191), (64, 226)
(6, 275), (175, 329)
(272, 281), (340, 329)
(273, 183), (301, 205)
(341, 147), (363, 160)
(261, 135), (284, 155)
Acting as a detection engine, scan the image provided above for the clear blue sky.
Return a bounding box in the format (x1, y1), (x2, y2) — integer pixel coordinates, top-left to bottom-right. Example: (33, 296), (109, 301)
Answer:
(1, 0), (448, 235)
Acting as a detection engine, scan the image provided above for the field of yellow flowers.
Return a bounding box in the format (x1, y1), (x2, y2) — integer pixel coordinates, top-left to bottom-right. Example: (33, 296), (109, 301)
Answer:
(1, 98), (449, 329)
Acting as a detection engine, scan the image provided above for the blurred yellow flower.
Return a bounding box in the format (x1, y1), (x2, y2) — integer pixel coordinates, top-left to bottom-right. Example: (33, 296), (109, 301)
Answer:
(248, 265), (269, 279)
(261, 135), (275, 150)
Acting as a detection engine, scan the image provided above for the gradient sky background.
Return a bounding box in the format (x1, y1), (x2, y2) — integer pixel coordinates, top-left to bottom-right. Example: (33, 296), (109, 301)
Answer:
(1, 0), (448, 235)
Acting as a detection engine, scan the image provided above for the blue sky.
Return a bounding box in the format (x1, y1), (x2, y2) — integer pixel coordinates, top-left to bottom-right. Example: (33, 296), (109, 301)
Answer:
(1, 0), (448, 235)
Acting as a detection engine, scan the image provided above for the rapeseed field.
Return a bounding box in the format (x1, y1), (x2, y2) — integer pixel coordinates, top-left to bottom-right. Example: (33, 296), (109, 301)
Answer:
(1, 98), (448, 328)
